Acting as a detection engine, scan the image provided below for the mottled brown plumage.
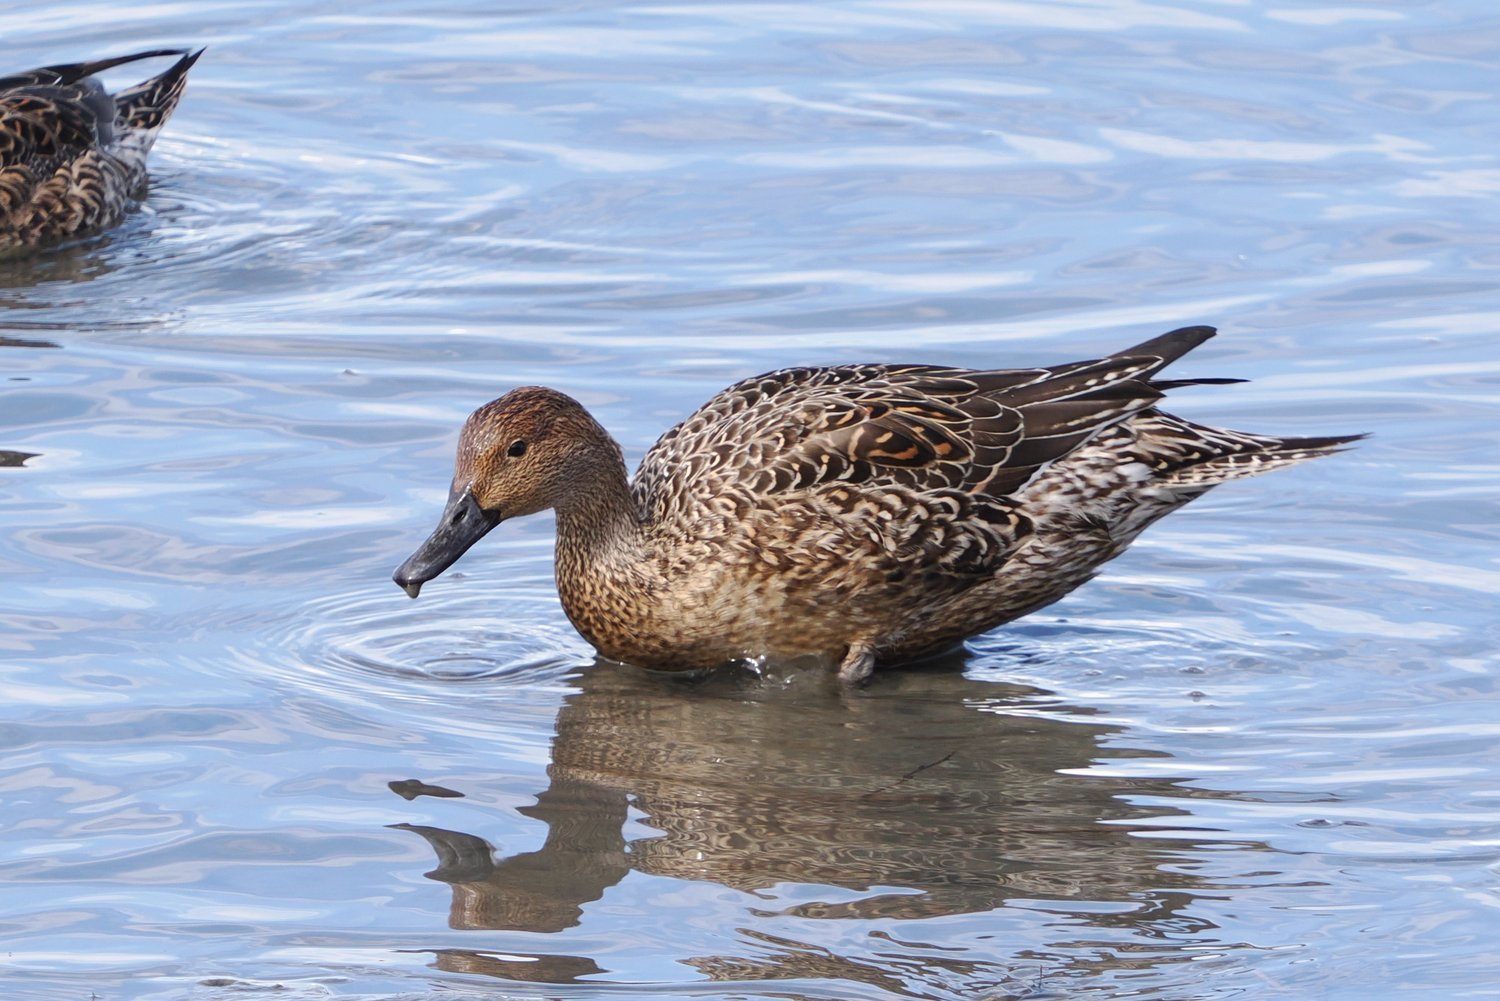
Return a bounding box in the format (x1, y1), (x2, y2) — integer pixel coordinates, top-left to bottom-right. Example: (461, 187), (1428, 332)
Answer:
(394, 326), (1361, 683)
(1, 48), (202, 256)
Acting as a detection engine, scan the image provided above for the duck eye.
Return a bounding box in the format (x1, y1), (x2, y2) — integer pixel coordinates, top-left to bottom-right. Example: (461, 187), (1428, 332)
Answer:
(507, 439), (528, 458)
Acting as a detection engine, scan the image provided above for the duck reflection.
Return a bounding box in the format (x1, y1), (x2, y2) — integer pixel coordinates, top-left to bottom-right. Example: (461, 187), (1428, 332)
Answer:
(0, 231), (120, 294)
(395, 656), (1220, 937)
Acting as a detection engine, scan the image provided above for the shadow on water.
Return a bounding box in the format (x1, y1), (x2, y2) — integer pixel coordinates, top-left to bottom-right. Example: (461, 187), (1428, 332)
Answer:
(388, 655), (1243, 996)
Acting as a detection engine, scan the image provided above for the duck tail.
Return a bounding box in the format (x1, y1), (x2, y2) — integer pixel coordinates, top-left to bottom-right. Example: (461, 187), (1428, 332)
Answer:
(113, 48), (204, 132)
(1159, 424), (1368, 490)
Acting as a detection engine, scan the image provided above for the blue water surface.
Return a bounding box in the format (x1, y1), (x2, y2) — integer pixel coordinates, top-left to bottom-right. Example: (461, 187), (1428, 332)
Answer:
(2, 1), (1499, 999)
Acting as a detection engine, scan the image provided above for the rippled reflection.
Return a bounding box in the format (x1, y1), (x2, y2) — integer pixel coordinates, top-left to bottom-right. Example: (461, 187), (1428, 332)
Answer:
(391, 660), (1230, 990)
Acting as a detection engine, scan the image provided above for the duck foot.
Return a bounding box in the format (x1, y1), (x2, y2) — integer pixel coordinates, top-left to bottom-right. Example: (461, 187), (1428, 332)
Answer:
(838, 643), (876, 686)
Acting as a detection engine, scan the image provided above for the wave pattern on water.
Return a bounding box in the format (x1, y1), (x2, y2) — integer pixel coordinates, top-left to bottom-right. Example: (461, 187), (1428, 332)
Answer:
(3, 1), (1500, 999)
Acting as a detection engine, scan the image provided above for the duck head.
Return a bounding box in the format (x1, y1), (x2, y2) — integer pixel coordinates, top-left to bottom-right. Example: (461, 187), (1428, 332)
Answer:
(392, 386), (619, 598)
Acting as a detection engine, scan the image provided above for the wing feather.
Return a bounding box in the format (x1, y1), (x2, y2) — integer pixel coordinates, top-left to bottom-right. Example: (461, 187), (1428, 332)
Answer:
(633, 326), (1224, 578)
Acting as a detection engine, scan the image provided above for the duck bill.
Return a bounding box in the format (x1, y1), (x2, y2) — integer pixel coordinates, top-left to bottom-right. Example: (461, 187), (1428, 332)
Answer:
(393, 488), (501, 598)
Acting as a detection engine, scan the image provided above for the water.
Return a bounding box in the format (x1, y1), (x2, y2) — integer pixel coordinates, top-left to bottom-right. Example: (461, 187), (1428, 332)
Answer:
(3, 1), (1498, 998)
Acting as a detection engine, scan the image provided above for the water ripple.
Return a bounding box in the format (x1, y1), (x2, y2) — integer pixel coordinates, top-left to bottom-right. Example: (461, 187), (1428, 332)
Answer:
(232, 578), (588, 710)
(5, 1), (1500, 998)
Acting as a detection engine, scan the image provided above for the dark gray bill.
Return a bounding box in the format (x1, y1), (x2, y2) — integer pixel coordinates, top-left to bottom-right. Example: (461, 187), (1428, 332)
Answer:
(393, 488), (501, 598)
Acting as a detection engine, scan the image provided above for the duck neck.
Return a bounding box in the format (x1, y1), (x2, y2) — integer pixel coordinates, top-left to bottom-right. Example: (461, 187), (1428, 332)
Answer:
(553, 455), (644, 563)
(550, 448), (660, 655)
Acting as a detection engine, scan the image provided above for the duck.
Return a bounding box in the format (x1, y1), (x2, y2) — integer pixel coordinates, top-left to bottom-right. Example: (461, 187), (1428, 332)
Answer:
(394, 326), (1360, 684)
(1, 48), (202, 255)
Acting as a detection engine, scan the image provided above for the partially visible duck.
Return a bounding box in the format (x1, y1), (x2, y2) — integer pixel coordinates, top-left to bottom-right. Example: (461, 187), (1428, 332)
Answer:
(1, 48), (202, 255)
(394, 326), (1360, 683)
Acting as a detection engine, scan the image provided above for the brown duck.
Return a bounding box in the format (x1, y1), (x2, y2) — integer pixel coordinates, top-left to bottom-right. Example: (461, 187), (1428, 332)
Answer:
(1, 48), (202, 256)
(395, 326), (1359, 683)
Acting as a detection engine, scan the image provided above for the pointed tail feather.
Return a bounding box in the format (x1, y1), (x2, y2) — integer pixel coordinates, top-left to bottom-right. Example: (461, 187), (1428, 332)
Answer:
(114, 48), (203, 131)
(1164, 431), (1367, 489)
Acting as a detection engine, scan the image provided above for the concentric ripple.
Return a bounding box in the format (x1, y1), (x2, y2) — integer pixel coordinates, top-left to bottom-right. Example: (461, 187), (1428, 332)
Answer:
(230, 572), (593, 712)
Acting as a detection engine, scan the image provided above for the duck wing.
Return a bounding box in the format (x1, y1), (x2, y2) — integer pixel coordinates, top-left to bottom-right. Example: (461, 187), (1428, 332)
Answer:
(636, 326), (1222, 577)
(1, 75), (112, 183)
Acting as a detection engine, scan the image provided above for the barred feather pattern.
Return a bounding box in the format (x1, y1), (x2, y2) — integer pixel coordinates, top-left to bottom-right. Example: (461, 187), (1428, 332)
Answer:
(0, 48), (201, 255)
(417, 326), (1362, 682)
